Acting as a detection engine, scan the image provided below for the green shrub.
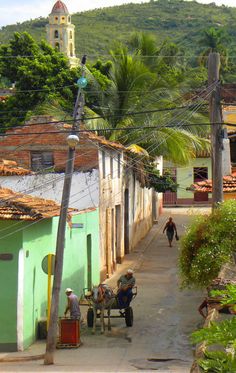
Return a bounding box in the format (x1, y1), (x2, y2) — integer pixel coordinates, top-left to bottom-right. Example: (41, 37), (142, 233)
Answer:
(179, 200), (236, 289)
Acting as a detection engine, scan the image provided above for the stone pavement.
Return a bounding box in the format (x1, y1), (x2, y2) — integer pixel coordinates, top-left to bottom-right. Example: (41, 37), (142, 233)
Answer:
(0, 207), (209, 372)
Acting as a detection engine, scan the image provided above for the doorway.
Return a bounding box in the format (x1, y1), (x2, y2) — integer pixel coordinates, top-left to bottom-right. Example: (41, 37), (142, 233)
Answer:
(115, 205), (121, 263)
(193, 167), (208, 202)
(87, 234), (92, 290)
(124, 189), (129, 254)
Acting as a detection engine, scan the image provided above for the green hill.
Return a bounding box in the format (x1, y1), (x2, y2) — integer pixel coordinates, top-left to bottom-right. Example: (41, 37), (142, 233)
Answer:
(0, 0), (236, 59)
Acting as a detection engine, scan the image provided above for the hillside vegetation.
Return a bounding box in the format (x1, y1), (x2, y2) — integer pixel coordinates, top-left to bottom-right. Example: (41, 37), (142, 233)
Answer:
(1, 0), (236, 59)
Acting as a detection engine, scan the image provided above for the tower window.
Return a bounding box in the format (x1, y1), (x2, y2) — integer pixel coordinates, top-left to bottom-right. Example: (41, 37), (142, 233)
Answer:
(55, 16), (58, 21)
(68, 16), (71, 23)
(54, 30), (59, 38)
(70, 43), (73, 57)
(69, 31), (73, 39)
(55, 42), (60, 51)
(61, 16), (65, 22)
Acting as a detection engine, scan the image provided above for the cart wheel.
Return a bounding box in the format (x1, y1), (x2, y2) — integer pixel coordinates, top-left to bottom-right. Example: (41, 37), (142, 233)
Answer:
(125, 306), (133, 327)
(87, 308), (94, 327)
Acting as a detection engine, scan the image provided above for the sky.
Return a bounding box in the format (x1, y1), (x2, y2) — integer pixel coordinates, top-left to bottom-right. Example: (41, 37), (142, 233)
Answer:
(0, 0), (235, 28)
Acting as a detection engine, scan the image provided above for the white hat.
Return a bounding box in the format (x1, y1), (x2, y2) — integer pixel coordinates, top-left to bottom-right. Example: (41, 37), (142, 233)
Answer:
(65, 288), (73, 293)
(127, 269), (134, 274)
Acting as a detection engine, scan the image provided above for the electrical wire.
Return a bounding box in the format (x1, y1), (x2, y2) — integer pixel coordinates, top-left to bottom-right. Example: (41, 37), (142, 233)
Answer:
(0, 83), (215, 238)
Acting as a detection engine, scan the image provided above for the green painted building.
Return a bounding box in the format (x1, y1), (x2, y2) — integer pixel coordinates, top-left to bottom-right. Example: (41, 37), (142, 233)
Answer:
(163, 157), (212, 205)
(0, 188), (100, 352)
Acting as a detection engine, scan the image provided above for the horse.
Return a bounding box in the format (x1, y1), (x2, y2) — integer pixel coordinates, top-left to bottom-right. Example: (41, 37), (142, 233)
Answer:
(90, 284), (116, 334)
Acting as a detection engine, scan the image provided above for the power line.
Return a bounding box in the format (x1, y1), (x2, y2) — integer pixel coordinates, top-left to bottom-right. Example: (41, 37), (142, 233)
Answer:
(0, 103), (209, 128)
(0, 82), (214, 240)
(0, 123), (230, 138)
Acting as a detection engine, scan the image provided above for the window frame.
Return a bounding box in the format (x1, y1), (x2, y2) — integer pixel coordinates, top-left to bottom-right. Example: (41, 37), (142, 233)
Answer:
(30, 151), (54, 172)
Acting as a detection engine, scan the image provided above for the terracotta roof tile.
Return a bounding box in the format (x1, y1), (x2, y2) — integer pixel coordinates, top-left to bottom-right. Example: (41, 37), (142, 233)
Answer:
(189, 174), (236, 193)
(0, 187), (76, 221)
(0, 159), (32, 176)
(83, 131), (127, 151)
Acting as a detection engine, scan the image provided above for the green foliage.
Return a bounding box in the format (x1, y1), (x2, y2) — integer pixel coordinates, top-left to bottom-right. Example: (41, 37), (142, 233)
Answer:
(83, 35), (210, 165)
(179, 200), (236, 289)
(198, 350), (236, 373)
(1, 0), (236, 69)
(191, 318), (236, 372)
(211, 284), (236, 311)
(0, 32), (79, 129)
(145, 163), (178, 192)
(191, 317), (236, 347)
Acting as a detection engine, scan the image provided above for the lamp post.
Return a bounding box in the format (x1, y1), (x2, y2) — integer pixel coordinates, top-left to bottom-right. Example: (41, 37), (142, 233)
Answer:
(44, 56), (87, 365)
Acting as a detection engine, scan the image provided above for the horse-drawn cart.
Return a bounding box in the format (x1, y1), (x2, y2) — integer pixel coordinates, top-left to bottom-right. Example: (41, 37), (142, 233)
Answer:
(80, 286), (137, 330)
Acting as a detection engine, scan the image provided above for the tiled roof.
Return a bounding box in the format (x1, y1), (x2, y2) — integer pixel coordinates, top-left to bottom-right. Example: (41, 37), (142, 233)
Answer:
(0, 160), (32, 176)
(189, 173), (236, 193)
(0, 187), (76, 221)
(83, 131), (127, 151)
(51, 0), (69, 14)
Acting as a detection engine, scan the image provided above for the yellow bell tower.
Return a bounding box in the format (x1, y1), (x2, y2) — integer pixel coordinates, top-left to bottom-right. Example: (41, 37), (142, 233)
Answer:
(46, 1), (78, 67)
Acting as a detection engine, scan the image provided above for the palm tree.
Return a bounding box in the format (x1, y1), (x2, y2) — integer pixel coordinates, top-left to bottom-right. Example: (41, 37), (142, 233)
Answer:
(198, 27), (229, 71)
(84, 35), (210, 165)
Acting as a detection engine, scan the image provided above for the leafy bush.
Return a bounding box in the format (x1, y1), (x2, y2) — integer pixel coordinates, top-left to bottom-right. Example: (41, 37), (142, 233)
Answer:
(198, 350), (236, 373)
(191, 285), (236, 372)
(179, 200), (236, 289)
(191, 317), (236, 372)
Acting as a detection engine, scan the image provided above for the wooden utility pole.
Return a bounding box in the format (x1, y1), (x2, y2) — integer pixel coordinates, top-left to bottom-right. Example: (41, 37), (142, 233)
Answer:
(44, 56), (87, 365)
(208, 52), (223, 208)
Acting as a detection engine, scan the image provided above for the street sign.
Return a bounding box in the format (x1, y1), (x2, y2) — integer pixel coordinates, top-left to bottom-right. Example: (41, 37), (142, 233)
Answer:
(41, 254), (55, 275)
(72, 223), (84, 228)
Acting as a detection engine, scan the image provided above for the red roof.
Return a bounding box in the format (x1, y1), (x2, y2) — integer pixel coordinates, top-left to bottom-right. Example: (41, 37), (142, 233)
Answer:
(189, 172), (236, 193)
(51, 1), (69, 14)
(0, 187), (72, 221)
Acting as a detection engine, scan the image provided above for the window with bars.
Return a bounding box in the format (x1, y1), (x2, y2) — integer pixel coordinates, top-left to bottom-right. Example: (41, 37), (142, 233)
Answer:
(31, 152), (54, 172)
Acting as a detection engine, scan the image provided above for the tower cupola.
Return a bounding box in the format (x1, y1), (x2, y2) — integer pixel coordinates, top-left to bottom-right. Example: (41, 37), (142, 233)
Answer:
(46, 1), (78, 67)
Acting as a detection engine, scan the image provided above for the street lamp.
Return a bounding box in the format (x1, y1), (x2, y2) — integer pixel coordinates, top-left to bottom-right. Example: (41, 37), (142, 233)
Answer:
(67, 134), (79, 149)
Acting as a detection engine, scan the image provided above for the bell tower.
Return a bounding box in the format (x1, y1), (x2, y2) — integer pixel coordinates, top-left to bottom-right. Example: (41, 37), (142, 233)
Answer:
(46, 1), (78, 67)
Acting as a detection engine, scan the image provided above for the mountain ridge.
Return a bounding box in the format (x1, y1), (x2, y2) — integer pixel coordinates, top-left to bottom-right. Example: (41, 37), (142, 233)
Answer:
(1, 0), (236, 59)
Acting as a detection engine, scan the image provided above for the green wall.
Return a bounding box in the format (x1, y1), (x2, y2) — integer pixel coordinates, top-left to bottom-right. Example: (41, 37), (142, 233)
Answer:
(0, 221), (23, 351)
(0, 208), (100, 351)
(22, 208), (100, 350)
(22, 219), (55, 349)
(60, 209), (100, 312)
(177, 158), (212, 199)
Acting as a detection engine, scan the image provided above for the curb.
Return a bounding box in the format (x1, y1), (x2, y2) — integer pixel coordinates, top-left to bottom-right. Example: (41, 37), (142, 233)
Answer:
(0, 354), (45, 363)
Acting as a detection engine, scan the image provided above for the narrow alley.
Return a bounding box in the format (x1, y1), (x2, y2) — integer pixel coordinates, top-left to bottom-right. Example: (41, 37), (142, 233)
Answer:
(0, 209), (206, 372)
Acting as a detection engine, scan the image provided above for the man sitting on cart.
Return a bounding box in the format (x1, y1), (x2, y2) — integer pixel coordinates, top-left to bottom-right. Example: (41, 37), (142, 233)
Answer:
(117, 269), (135, 308)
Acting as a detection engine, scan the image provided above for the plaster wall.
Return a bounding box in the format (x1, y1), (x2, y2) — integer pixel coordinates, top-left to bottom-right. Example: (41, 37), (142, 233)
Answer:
(164, 158), (212, 202)
(222, 138), (232, 176)
(127, 174), (153, 251)
(99, 149), (124, 279)
(176, 158), (212, 200)
(0, 208), (100, 351)
(0, 170), (99, 211)
(0, 222), (22, 352)
(21, 209), (100, 349)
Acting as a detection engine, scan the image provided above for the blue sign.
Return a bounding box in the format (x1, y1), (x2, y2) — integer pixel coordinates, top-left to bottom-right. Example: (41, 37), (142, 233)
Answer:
(72, 223), (84, 229)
